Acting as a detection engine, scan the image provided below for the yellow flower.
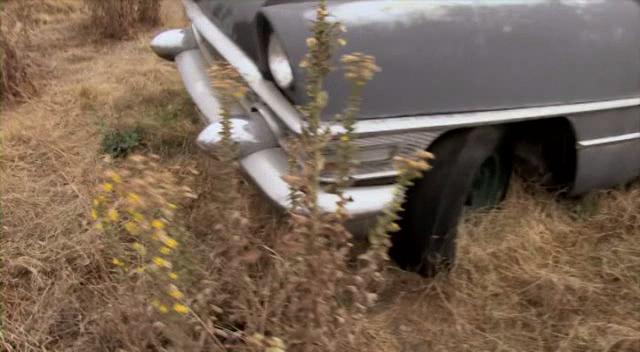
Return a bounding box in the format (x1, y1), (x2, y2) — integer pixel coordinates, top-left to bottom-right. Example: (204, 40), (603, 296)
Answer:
(266, 347), (285, 352)
(111, 173), (122, 183)
(168, 272), (179, 280)
(152, 219), (166, 230)
(153, 230), (168, 242)
(153, 257), (172, 268)
(160, 247), (171, 255)
(387, 222), (401, 233)
(269, 337), (285, 349)
(150, 299), (166, 313)
(124, 222), (140, 235)
(173, 303), (189, 315)
(102, 183), (114, 192)
(131, 211), (145, 223)
(134, 266), (146, 274)
(107, 209), (119, 222)
(95, 222), (104, 230)
(105, 170), (121, 182)
(306, 37), (318, 48)
(112, 258), (125, 267)
(91, 209), (99, 220)
(168, 286), (184, 300)
(132, 243), (146, 255)
(127, 193), (142, 205)
(164, 238), (178, 249)
(415, 150), (435, 160)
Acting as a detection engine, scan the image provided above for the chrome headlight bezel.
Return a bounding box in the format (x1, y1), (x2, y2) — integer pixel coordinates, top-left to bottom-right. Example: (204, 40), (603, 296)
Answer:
(267, 33), (295, 89)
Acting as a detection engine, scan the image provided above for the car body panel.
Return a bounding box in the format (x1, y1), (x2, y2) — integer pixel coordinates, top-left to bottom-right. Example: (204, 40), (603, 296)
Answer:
(571, 107), (640, 193)
(262, 0), (640, 120)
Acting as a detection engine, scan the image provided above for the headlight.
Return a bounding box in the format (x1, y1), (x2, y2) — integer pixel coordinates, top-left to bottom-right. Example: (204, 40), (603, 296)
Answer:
(268, 34), (294, 89)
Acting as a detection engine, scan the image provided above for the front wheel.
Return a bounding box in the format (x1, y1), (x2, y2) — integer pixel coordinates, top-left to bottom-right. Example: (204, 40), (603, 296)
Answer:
(390, 126), (512, 277)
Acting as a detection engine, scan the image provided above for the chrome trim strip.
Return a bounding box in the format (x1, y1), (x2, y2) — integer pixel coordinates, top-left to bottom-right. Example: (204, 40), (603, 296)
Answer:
(320, 170), (399, 184)
(183, 0), (305, 134)
(577, 132), (640, 149)
(347, 98), (640, 136)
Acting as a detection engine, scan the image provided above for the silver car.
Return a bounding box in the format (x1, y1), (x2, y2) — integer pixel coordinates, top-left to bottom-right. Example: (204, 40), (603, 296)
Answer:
(152, 0), (640, 276)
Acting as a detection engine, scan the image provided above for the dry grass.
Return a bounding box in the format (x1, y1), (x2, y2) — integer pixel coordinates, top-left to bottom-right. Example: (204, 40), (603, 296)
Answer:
(371, 181), (640, 352)
(2, 1), (639, 351)
(85, 0), (162, 40)
(0, 1), (38, 102)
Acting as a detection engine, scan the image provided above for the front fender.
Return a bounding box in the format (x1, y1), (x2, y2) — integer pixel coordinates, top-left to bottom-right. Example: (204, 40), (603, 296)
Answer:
(261, 0), (640, 121)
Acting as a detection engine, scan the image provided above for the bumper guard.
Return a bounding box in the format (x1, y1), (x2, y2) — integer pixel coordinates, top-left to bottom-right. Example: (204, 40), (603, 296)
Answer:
(151, 24), (395, 231)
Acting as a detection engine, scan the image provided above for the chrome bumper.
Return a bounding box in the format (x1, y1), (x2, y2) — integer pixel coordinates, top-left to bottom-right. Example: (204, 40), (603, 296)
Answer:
(241, 148), (395, 219)
(151, 28), (394, 228)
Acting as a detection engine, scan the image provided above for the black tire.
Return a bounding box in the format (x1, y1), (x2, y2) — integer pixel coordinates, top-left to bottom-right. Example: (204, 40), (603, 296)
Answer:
(390, 126), (512, 277)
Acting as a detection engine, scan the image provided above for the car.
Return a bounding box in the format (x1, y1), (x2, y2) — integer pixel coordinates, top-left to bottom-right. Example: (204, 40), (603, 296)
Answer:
(152, 0), (640, 276)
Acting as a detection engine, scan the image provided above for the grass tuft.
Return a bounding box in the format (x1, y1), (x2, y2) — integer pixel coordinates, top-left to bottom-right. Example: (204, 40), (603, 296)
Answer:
(0, 1), (37, 103)
(84, 0), (161, 40)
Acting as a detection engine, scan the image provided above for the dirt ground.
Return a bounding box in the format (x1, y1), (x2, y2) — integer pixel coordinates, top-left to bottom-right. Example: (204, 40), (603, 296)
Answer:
(2, 1), (639, 351)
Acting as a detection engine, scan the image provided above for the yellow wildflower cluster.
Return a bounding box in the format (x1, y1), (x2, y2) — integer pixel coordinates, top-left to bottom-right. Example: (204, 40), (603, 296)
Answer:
(90, 154), (195, 316)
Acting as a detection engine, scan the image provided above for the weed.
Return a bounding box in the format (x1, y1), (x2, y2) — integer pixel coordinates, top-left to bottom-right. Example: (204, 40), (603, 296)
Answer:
(94, 87), (198, 158)
(101, 127), (144, 158)
(92, 155), (196, 314)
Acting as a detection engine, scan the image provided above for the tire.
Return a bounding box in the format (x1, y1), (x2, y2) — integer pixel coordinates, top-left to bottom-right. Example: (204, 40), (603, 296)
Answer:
(390, 126), (512, 277)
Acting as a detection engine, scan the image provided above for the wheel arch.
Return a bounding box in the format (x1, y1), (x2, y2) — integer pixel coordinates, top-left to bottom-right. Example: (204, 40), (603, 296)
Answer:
(425, 116), (578, 191)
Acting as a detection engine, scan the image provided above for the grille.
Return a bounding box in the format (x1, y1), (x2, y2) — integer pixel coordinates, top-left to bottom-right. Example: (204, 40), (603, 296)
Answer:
(320, 130), (443, 183)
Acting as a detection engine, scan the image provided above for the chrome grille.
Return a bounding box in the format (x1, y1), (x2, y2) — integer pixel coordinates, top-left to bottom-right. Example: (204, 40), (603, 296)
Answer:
(320, 130), (443, 183)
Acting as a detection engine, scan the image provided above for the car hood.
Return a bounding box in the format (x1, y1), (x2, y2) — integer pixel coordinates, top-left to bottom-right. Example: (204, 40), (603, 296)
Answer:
(196, 0), (640, 121)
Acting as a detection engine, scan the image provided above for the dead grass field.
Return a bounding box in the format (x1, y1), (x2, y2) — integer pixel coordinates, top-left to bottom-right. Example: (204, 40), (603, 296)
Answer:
(1, 1), (639, 351)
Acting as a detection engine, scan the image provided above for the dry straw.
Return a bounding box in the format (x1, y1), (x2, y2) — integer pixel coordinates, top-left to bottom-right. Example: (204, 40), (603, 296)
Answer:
(0, 1), (37, 102)
(84, 0), (161, 39)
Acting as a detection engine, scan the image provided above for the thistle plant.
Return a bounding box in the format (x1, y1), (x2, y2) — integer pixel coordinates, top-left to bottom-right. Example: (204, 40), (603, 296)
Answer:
(276, 1), (393, 349)
(288, 0), (342, 220)
(359, 151), (435, 286)
(279, 1), (433, 339)
(209, 62), (249, 166)
(331, 52), (381, 217)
